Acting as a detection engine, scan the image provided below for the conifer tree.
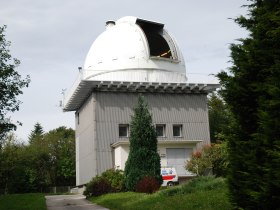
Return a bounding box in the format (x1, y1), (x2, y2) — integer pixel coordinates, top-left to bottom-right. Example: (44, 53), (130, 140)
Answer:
(124, 95), (162, 191)
(28, 122), (44, 144)
(217, 0), (280, 209)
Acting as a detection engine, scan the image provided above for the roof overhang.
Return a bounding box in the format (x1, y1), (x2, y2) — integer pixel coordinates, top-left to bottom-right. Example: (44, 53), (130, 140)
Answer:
(111, 140), (203, 148)
(63, 80), (220, 111)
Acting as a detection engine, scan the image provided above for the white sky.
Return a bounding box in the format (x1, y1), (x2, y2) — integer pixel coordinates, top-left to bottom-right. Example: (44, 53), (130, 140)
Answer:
(0, 0), (248, 141)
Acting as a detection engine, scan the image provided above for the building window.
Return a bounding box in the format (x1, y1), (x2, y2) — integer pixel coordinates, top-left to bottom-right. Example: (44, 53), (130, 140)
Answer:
(156, 124), (166, 137)
(119, 124), (129, 137)
(173, 124), (182, 137)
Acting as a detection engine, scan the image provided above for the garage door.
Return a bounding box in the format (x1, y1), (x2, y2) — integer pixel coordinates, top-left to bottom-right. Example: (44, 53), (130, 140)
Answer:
(166, 148), (193, 176)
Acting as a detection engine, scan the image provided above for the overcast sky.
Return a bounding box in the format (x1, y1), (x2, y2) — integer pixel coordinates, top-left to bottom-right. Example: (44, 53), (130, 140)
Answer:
(1, 0), (248, 141)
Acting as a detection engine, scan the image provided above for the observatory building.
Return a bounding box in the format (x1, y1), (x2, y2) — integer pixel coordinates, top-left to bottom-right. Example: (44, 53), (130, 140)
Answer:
(63, 16), (219, 186)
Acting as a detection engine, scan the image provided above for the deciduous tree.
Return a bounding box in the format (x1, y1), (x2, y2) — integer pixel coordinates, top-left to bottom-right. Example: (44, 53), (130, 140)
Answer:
(0, 133), (30, 193)
(0, 125), (75, 193)
(0, 25), (30, 143)
(44, 126), (75, 186)
(207, 93), (231, 143)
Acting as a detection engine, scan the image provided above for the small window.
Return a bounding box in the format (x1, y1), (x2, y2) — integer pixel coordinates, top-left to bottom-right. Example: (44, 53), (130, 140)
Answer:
(119, 124), (129, 137)
(173, 124), (182, 137)
(156, 124), (166, 137)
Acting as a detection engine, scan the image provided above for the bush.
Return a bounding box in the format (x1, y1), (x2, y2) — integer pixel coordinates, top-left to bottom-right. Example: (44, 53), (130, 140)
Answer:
(83, 176), (113, 197)
(83, 168), (125, 197)
(186, 143), (228, 177)
(101, 169), (124, 192)
(135, 176), (160, 194)
(186, 148), (210, 176)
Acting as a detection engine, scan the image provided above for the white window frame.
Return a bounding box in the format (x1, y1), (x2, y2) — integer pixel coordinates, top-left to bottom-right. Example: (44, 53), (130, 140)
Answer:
(173, 124), (182, 137)
(156, 124), (166, 137)
(119, 124), (129, 137)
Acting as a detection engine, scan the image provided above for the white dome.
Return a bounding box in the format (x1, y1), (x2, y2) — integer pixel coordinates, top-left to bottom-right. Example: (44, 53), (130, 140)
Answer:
(83, 16), (187, 83)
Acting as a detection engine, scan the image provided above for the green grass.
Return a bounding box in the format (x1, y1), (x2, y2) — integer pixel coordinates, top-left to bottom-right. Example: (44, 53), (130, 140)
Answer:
(0, 193), (47, 210)
(89, 176), (232, 210)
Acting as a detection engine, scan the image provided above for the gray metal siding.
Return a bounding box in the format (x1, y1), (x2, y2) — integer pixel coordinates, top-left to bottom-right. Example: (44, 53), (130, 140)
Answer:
(94, 92), (210, 175)
(75, 94), (97, 185)
(76, 91), (211, 184)
(95, 92), (210, 139)
(94, 93), (135, 174)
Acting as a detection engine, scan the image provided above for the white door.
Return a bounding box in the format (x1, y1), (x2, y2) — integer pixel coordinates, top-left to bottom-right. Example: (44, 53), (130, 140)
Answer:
(166, 148), (192, 176)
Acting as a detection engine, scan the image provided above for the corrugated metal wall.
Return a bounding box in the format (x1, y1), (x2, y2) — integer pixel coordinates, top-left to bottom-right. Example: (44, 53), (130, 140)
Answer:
(94, 92), (210, 175)
(75, 94), (97, 186)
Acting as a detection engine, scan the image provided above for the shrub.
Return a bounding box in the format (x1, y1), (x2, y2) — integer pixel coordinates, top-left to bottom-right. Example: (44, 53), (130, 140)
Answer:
(186, 143), (228, 177)
(83, 176), (113, 197)
(135, 176), (160, 194)
(101, 169), (124, 192)
(210, 143), (228, 177)
(83, 168), (125, 197)
(186, 145), (211, 176)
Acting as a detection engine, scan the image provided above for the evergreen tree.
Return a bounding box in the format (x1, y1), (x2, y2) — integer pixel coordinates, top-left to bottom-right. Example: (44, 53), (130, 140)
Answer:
(28, 122), (44, 144)
(124, 95), (162, 191)
(27, 123), (51, 192)
(217, 0), (280, 209)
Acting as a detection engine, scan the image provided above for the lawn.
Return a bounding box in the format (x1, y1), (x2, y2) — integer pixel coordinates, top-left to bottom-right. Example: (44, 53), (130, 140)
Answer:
(89, 176), (232, 210)
(0, 193), (47, 210)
